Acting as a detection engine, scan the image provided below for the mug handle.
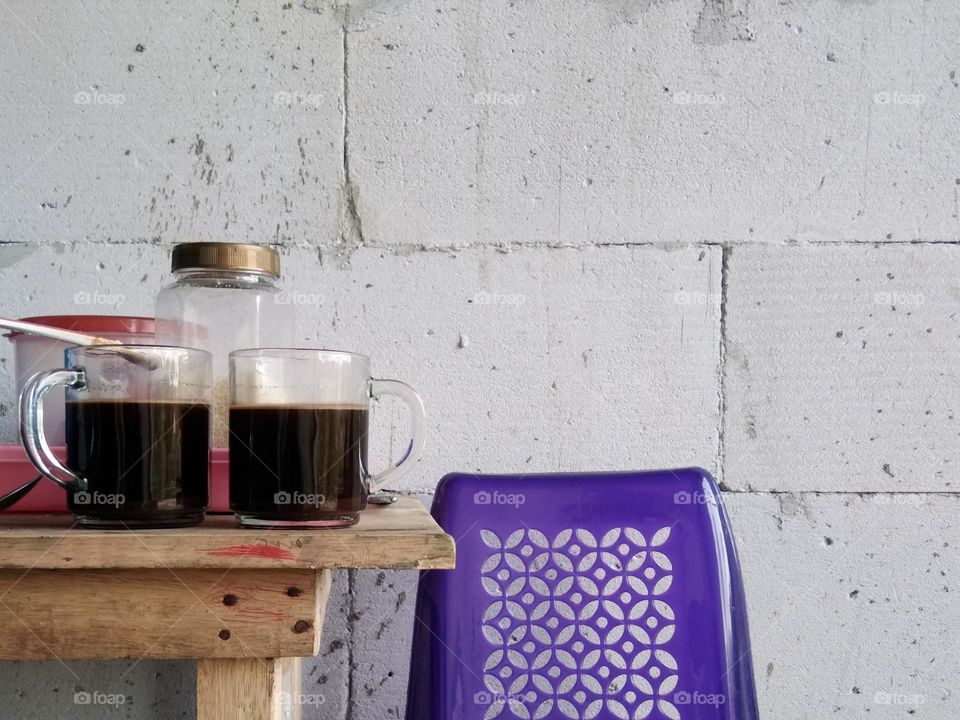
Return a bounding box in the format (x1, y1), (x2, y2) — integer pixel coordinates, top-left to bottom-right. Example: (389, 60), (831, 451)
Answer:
(367, 379), (426, 490)
(19, 368), (87, 492)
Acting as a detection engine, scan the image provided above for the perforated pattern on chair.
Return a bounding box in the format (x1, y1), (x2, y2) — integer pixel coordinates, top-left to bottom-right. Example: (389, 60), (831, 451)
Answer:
(479, 526), (680, 720)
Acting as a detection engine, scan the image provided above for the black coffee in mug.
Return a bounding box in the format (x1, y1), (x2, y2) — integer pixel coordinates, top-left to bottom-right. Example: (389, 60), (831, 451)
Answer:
(20, 345), (213, 529)
(229, 405), (368, 525)
(228, 349), (426, 529)
(66, 400), (210, 527)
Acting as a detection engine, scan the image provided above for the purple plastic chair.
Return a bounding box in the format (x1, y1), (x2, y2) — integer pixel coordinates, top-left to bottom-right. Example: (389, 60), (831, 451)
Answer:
(406, 469), (759, 720)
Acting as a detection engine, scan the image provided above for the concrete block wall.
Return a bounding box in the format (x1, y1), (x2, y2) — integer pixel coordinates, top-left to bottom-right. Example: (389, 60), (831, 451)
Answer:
(0, 0), (957, 718)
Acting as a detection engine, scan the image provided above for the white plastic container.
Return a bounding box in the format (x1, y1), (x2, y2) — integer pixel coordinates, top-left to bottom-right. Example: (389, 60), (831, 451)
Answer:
(5, 315), (156, 444)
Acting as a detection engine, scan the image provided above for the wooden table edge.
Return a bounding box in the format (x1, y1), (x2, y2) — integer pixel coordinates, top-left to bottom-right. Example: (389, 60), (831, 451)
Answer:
(0, 498), (457, 571)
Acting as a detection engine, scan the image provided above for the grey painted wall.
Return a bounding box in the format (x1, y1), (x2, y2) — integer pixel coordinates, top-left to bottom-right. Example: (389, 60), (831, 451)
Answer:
(0, 0), (957, 718)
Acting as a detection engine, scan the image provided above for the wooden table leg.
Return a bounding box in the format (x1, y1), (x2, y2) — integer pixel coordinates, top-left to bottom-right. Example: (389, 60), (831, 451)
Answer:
(196, 569), (332, 720)
(197, 656), (302, 720)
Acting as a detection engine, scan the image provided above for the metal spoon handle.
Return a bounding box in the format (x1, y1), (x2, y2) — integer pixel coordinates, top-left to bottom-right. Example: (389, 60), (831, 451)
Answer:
(0, 475), (42, 512)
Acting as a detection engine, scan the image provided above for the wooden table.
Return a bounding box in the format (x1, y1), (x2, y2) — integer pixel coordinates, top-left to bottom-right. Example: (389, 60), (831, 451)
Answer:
(0, 498), (455, 719)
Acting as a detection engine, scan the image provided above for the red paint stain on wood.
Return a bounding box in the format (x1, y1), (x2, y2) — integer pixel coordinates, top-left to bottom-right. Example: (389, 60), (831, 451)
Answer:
(210, 545), (296, 560)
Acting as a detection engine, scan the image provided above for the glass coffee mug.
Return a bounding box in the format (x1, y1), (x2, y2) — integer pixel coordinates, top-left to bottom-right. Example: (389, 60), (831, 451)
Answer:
(20, 345), (212, 528)
(229, 348), (427, 528)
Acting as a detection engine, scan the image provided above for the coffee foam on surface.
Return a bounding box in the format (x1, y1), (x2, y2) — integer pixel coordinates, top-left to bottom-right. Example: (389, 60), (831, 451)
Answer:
(230, 363), (367, 407)
(230, 403), (368, 410)
(65, 398), (211, 405)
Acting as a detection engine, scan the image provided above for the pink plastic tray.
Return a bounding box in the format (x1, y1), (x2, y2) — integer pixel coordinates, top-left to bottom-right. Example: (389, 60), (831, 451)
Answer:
(0, 444), (230, 513)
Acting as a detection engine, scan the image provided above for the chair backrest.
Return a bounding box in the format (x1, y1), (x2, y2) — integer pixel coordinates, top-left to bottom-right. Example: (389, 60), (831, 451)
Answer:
(406, 469), (759, 720)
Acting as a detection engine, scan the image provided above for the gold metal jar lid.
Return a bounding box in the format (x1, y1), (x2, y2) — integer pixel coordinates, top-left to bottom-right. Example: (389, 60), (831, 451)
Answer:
(170, 242), (281, 277)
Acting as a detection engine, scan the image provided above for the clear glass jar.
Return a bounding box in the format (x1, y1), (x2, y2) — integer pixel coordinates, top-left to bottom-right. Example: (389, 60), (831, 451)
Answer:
(155, 243), (295, 446)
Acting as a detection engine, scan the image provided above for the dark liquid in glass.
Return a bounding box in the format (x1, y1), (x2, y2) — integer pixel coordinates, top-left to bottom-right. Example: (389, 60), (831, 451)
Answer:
(229, 405), (368, 527)
(65, 400), (210, 528)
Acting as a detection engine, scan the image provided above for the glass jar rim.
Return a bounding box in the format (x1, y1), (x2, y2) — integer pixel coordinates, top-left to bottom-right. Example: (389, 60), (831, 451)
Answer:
(230, 347), (369, 362)
(65, 344), (213, 359)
